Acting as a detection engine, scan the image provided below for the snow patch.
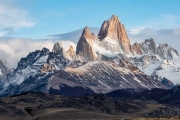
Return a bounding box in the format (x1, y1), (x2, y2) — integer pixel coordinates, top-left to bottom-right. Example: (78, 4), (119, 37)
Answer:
(33, 55), (49, 65)
(92, 38), (120, 57)
(134, 77), (150, 89)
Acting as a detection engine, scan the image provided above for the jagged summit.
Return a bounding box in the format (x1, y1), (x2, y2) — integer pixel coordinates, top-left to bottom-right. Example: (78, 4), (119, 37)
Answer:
(98, 14), (133, 54)
(52, 42), (64, 53)
(142, 38), (157, 55)
(80, 26), (96, 40)
(67, 45), (76, 58)
(109, 14), (121, 23)
(132, 42), (143, 55)
(76, 27), (96, 61)
(0, 14), (179, 98)
(132, 38), (179, 59)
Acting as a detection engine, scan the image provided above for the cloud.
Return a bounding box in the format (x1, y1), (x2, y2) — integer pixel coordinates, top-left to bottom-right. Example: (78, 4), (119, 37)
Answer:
(0, 4), (35, 36)
(131, 14), (180, 31)
(1, 27), (14, 35)
(0, 38), (76, 68)
(147, 15), (180, 29)
(127, 27), (145, 35)
(174, 29), (180, 36)
(60, 40), (77, 52)
(0, 5), (35, 28)
(128, 14), (180, 38)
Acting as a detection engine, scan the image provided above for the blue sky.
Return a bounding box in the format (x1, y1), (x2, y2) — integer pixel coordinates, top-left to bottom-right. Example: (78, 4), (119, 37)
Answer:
(0, 0), (180, 38)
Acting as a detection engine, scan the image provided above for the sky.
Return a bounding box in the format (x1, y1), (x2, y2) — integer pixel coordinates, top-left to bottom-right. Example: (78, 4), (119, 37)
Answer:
(0, 0), (180, 67)
(0, 0), (180, 38)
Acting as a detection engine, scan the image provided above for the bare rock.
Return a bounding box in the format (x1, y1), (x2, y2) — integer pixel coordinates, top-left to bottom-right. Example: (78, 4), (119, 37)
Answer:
(132, 42), (143, 55)
(41, 63), (56, 73)
(67, 45), (76, 58)
(76, 27), (96, 61)
(52, 42), (66, 56)
(98, 15), (133, 54)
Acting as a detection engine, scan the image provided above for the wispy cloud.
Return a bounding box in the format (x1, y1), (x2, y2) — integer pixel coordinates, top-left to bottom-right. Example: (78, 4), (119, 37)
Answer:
(0, 4), (35, 36)
(1, 27), (14, 35)
(145, 14), (180, 29)
(0, 5), (35, 28)
(127, 27), (146, 35)
(128, 14), (180, 35)
(174, 29), (180, 36)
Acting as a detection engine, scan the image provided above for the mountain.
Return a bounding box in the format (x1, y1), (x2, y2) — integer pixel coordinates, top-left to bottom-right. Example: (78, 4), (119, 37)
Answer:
(1, 14), (179, 97)
(98, 15), (133, 54)
(0, 46), (167, 97)
(47, 28), (180, 84)
(127, 28), (180, 53)
(76, 27), (96, 61)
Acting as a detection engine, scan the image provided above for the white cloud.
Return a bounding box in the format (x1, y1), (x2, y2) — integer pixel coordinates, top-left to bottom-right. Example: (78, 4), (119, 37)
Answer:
(147, 15), (180, 29)
(174, 29), (180, 36)
(127, 27), (145, 35)
(0, 38), (76, 68)
(130, 14), (180, 31)
(0, 5), (35, 28)
(0, 4), (35, 36)
(60, 40), (76, 52)
(128, 14), (180, 37)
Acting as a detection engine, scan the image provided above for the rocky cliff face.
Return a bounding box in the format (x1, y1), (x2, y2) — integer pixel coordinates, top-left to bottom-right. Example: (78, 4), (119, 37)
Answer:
(161, 77), (174, 88)
(140, 38), (157, 55)
(98, 15), (133, 55)
(0, 60), (10, 81)
(49, 61), (167, 94)
(41, 63), (56, 73)
(132, 38), (179, 60)
(52, 42), (67, 57)
(76, 27), (96, 61)
(67, 45), (76, 58)
(0, 41), (168, 97)
(132, 42), (143, 55)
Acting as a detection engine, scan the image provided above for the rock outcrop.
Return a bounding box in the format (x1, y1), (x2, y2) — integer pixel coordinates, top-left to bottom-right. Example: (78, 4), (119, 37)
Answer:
(67, 45), (76, 58)
(41, 63), (55, 73)
(157, 44), (179, 59)
(98, 15), (133, 54)
(52, 42), (67, 56)
(132, 42), (143, 55)
(76, 27), (96, 61)
(161, 77), (174, 88)
(139, 38), (157, 55)
(133, 38), (179, 60)
(0, 14), (179, 98)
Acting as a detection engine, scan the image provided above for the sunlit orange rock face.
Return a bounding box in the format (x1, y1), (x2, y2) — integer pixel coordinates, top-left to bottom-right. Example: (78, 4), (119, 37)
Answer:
(41, 63), (55, 73)
(132, 42), (143, 55)
(76, 27), (96, 61)
(98, 15), (133, 55)
(67, 45), (76, 58)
